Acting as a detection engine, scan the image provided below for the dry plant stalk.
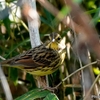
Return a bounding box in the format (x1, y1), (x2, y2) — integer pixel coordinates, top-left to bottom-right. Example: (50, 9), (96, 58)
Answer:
(22, 0), (41, 48)
(0, 64), (13, 100)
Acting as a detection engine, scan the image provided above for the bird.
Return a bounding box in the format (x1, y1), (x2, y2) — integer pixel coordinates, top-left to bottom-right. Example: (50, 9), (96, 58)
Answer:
(1, 33), (66, 76)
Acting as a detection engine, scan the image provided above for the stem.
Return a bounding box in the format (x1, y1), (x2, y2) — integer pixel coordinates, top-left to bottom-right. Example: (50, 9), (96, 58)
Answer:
(0, 64), (13, 100)
(28, 0), (41, 48)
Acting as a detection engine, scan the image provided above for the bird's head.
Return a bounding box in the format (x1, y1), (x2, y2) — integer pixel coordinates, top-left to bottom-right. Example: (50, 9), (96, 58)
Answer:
(47, 32), (66, 51)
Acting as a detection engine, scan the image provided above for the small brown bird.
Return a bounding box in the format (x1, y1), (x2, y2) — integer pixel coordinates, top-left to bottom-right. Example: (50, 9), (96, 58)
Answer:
(1, 33), (66, 76)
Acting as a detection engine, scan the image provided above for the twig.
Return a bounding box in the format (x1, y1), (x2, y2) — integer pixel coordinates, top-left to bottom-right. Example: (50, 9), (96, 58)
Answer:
(0, 63), (13, 100)
(83, 74), (100, 100)
(55, 61), (97, 88)
(64, 84), (81, 88)
(22, 0), (41, 48)
(0, 56), (6, 60)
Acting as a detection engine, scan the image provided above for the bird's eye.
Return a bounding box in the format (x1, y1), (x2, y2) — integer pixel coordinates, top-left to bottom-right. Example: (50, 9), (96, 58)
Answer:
(57, 37), (61, 41)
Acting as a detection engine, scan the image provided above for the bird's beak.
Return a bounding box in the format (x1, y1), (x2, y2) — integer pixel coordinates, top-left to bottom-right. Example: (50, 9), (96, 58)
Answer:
(52, 39), (55, 42)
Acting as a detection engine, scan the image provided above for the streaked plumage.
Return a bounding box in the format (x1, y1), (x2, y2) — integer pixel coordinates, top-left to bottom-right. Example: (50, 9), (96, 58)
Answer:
(1, 33), (66, 76)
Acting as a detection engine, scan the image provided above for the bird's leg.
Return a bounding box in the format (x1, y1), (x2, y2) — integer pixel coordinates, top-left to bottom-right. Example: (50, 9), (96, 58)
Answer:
(35, 76), (46, 88)
(34, 76), (57, 92)
(35, 75), (62, 92)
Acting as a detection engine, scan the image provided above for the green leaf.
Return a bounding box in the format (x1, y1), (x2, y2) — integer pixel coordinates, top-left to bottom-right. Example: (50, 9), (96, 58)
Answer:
(43, 8), (54, 23)
(15, 88), (51, 100)
(43, 93), (59, 100)
(86, 8), (100, 14)
(40, 16), (52, 27)
(92, 7), (100, 25)
(57, 6), (70, 20)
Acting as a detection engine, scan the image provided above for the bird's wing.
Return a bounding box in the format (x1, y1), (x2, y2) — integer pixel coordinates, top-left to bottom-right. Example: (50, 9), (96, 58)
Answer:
(32, 46), (59, 66)
(1, 45), (60, 69)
